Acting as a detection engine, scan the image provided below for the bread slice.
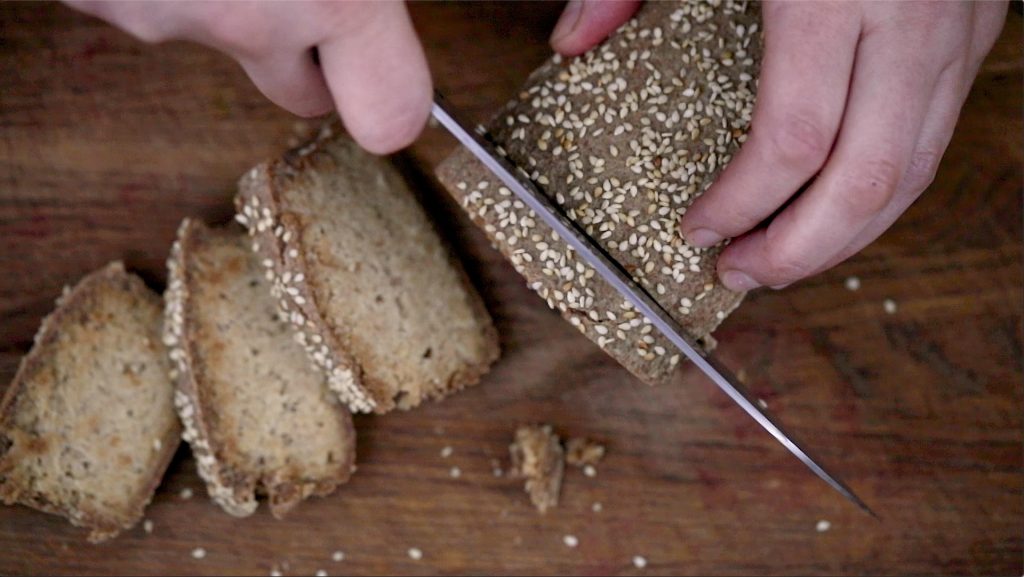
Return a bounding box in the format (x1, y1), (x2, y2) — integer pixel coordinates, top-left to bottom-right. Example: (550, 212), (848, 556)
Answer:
(0, 262), (180, 542)
(436, 0), (761, 387)
(164, 219), (357, 518)
(235, 124), (500, 414)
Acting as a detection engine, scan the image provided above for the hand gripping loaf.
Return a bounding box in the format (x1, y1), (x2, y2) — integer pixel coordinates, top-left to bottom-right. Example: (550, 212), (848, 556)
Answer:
(164, 219), (357, 518)
(0, 262), (180, 542)
(236, 124), (500, 414)
(436, 0), (762, 387)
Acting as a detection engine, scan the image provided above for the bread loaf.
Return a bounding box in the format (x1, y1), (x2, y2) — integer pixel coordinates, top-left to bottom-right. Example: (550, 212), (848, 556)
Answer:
(436, 0), (761, 386)
(0, 263), (180, 542)
(236, 124), (500, 414)
(164, 220), (356, 518)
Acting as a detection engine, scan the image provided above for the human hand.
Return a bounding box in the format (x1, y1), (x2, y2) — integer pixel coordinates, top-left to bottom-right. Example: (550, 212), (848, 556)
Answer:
(552, 0), (1008, 291)
(66, 1), (432, 155)
(678, 1), (1008, 291)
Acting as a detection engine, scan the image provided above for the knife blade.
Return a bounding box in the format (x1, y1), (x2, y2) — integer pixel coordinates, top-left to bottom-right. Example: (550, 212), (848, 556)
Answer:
(432, 94), (876, 518)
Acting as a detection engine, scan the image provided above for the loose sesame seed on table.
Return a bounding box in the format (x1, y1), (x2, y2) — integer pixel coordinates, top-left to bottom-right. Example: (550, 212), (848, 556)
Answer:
(0, 2), (1020, 576)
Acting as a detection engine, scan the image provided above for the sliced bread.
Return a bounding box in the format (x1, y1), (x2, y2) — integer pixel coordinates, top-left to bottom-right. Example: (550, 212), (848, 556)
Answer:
(164, 219), (357, 518)
(0, 262), (180, 542)
(436, 0), (762, 386)
(236, 124), (501, 414)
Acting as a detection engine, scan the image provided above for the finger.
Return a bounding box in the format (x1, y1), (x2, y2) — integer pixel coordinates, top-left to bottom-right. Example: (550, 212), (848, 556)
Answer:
(679, 2), (861, 248)
(317, 2), (432, 154)
(238, 50), (334, 118)
(716, 25), (942, 291)
(814, 61), (969, 274)
(549, 0), (642, 56)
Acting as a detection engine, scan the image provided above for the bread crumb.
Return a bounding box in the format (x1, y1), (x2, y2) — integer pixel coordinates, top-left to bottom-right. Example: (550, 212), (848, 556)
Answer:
(633, 555), (648, 569)
(331, 551), (345, 562)
(591, 502), (603, 513)
(816, 519), (831, 532)
(408, 548), (423, 561)
(450, 466), (462, 479)
(583, 465), (597, 478)
(191, 547), (206, 560)
(565, 437), (606, 467)
(883, 299), (897, 314)
(510, 425), (564, 513)
(179, 488), (194, 500)
(845, 276), (861, 291)
(440, 446), (453, 459)
(563, 534), (579, 548)
(142, 519), (154, 534)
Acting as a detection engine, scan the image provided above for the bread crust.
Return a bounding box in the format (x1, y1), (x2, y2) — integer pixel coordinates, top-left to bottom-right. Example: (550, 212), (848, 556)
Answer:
(435, 0), (759, 387)
(164, 219), (357, 519)
(236, 123), (500, 414)
(0, 262), (181, 542)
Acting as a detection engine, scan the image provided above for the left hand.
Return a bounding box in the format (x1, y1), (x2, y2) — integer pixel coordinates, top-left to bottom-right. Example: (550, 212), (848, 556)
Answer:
(551, 0), (1009, 291)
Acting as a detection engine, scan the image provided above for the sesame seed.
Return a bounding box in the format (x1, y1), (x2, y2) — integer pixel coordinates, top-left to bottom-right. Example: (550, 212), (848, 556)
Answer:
(450, 466), (462, 479)
(315, 571), (328, 577)
(408, 548), (423, 561)
(332, 551), (345, 562)
(180, 488), (193, 500)
(845, 276), (861, 291)
(592, 502), (603, 513)
(270, 570), (282, 577)
(563, 535), (579, 548)
(757, 398), (768, 409)
(191, 547), (206, 560)
(633, 555), (648, 569)
(883, 299), (898, 314)
(583, 465), (597, 478)
(816, 520), (831, 533)
(142, 519), (154, 534)
(440, 446), (453, 458)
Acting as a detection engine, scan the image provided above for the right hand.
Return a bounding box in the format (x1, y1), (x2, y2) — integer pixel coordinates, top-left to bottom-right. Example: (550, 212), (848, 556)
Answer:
(66, 1), (433, 154)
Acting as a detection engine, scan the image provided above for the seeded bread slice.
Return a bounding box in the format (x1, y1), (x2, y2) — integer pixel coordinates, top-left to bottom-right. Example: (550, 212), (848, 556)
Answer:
(235, 125), (500, 414)
(0, 262), (180, 542)
(165, 220), (356, 518)
(436, 0), (761, 387)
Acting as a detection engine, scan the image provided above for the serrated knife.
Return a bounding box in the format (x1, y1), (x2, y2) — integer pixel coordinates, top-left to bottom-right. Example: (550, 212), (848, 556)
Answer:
(432, 94), (877, 518)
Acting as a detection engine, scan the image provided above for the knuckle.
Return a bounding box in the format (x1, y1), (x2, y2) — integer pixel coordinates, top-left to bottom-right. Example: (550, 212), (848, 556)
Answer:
(202, 9), (271, 58)
(902, 149), (942, 193)
(836, 157), (902, 217)
(763, 112), (833, 170)
(763, 242), (814, 284)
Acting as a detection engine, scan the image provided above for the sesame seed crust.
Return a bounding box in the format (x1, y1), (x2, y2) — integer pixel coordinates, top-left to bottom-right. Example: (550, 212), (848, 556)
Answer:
(164, 219), (260, 517)
(235, 143), (374, 414)
(236, 123), (499, 414)
(164, 219), (358, 519)
(436, 0), (760, 387)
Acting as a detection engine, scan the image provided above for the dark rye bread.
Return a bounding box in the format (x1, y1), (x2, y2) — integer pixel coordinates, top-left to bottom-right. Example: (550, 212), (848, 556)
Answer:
(235, 124), (500, 414)
(164, 220), (356, 518)
(436, 0), (762, 387)
(0, 263), (180, 542)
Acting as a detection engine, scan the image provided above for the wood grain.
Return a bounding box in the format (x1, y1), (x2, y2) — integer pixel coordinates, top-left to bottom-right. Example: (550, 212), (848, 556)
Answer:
(0, 3), (1021, 575)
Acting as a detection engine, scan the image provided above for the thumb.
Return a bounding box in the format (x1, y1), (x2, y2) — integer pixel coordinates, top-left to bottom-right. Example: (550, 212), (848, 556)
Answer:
(550, 0), (643, 57)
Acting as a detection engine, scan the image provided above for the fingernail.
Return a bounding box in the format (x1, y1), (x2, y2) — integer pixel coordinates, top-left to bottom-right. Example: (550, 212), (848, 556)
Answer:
(721, 270), (760, 292)
(551, 0), (584, 43)
(684, 228), (724, 248)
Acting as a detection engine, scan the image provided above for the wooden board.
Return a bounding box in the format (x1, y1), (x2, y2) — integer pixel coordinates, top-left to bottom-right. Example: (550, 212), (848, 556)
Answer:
(1, 3), (1021, 575)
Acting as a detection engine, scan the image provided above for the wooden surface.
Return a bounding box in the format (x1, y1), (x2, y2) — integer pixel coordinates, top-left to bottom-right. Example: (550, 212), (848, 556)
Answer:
(1, 3), (1021, 575)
